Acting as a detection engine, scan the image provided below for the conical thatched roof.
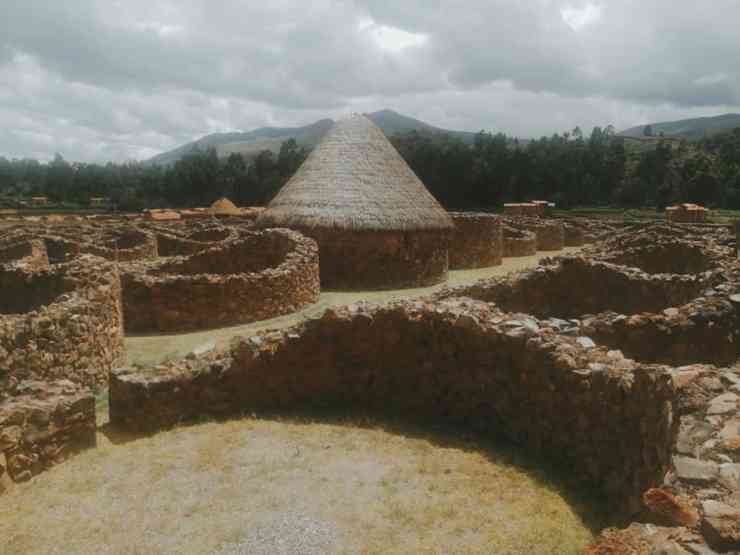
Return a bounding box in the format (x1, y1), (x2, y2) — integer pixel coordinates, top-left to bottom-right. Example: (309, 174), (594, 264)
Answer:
(209, 197), (240, 216)
(256, 114), (454, 231)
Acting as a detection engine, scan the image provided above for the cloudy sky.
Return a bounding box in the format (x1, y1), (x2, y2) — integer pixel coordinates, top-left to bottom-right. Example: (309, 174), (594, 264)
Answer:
(2, 0), (740, 163)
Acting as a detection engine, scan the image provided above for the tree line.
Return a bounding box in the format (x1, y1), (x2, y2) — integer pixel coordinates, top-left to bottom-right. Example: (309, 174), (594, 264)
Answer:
(2, 126), (740, 211)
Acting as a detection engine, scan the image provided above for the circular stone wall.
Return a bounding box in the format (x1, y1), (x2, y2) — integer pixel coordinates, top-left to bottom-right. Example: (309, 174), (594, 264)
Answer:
(148, 224), (237, 257)
(502, 225), (537, 257)
(505, 217), (565, 251)
(448, 212), (502, 269)
(83, 227), (158, 262)
(120, 228), (320, 332)
(283, 228), (450, 290)
(0, 254), (125, 390)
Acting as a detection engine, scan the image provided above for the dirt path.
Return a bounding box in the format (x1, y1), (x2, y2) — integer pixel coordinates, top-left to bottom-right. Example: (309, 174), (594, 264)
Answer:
(126, 248), (581, 366)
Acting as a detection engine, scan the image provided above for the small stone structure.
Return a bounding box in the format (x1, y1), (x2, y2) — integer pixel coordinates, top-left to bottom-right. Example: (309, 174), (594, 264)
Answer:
(448, 212), (503, 269)
(0, 380), (96, 483)
(0, 255), (125, 389)
(503, 203), (540, 217)
(503, 217), (565, 251)
(120, 228), (320, 332)
(81, 227), (158, 262)
(110, 298), (677, 515)
(502, 225), (537, 257)
(666, 203), (710, 223)
(0, 236), (49, 272)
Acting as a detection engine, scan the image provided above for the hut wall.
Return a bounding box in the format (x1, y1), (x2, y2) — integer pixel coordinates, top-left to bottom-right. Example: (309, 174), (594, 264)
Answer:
(298, 228), (450, 290)
(502, 226), (537, 257)
(448, 213), (503, 270)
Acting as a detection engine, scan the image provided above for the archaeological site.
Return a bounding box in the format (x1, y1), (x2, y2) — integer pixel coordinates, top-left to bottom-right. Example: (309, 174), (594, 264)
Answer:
(1, 117), (739, 554)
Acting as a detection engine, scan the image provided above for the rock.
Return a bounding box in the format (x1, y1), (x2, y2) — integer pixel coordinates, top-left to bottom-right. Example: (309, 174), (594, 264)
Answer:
(718, 418), (740, 441)
(188, 340), (216, 358)
(701, 500), (740, 551)
(718, 463), (740, 490)
(664, 308), (680, 317)
(576, 336), (596, 349)
(706, 392), (739, 415)
(643, 488), (700, 527)
(674, 457), (719, 484)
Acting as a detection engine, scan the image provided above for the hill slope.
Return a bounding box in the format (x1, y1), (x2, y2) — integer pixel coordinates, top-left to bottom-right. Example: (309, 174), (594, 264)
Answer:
(619, 113), (740, 140)
(147, 110), (477, 166)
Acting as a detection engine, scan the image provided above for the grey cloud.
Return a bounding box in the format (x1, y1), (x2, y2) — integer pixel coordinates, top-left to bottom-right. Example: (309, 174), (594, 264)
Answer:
(2, 0), (740, 162)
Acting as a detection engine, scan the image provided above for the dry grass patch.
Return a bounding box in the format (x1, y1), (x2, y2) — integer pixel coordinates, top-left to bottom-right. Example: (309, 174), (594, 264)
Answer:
(0, 414), (606, 554)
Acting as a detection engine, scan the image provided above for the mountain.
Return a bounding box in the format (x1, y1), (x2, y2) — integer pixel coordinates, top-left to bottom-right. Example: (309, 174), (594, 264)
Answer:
(146, 109), (477, 166)
(618, 113), (740, 140)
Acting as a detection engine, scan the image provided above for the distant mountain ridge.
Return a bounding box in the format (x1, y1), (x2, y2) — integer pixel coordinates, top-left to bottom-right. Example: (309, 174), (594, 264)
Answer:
(618, 113), (740, 140)
(147, 109), (477, 166)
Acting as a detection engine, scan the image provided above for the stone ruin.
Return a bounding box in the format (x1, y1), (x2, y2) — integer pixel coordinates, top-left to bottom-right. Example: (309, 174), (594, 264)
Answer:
(502, 225), (538, 257)
(109, 298), (677, 516)
(119, 228), (320, 333)
(0, 254), (124, 390)
(448, 212), (502, 269)
(1, 216), (739, 552)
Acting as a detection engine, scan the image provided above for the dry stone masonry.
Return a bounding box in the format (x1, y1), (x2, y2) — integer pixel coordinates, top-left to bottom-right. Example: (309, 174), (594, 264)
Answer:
(0, 255), (125, 390)
(448, 212), (502, 269)
(0, 380), (96, 483)
(120, 228), (320, 332)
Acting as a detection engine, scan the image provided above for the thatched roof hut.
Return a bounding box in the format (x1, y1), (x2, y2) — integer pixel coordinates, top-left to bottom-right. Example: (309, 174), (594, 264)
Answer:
(257, 115), (453, 232)
(209, 197), (241, 216)
(256, 114), (454, 289)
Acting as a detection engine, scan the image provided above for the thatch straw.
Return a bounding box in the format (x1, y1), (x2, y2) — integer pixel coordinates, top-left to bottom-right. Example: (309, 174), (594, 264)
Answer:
(256, 115), (454, 231)
(209, 198), (241, 216)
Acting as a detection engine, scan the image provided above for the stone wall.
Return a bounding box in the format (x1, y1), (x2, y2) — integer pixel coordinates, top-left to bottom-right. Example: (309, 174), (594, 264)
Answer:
(504, 217), (565, 251)
(581, 283), (740, 366)
(109, 299), (678, 515)
(448, 212), (502, 269)
(438, 256), (716, 319)
(563, 222), (586, 246)
(0, 238), (49, 272)
(149, 225), (237, 257)
(0, 380), (96, 483)
(283, 227), (450, 290)
(502, 225), (537, 257)
(120, 228), (320, 332)
(82, 228), (158, 262)
(0, 255), (125, 390)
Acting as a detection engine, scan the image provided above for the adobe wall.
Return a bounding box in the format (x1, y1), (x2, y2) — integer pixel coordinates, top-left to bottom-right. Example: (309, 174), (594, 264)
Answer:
(120, 228), (320, 332)
(0, 255), (125, 390)
(504, 217), (565, 251)
(285, 227), (451, 290)
(502, 225), (537, 257)
(109, 299), (678, 515)
(0, 380), (96, 483)
(448, 212), (502, 269)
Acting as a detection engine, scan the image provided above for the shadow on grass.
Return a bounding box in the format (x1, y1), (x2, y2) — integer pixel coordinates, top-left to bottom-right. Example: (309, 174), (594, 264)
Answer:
(99, 406), (616, 536)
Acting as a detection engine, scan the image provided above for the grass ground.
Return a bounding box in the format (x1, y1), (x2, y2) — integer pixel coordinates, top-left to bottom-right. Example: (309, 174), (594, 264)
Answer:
(0, 415), (607, 554)
(125, 247), (583, 367)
